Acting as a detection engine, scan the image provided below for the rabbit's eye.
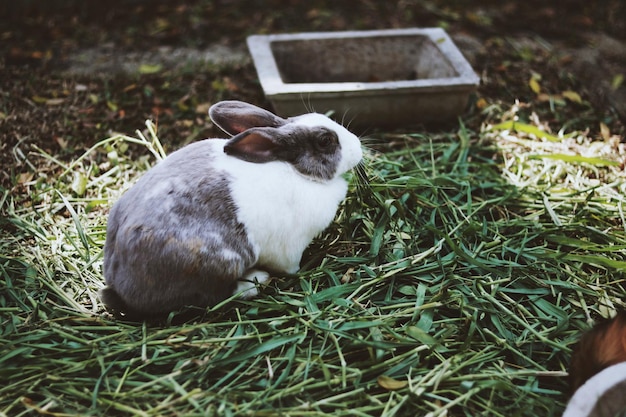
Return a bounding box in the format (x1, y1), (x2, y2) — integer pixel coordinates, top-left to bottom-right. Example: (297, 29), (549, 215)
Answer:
(315, 132), (337, 151)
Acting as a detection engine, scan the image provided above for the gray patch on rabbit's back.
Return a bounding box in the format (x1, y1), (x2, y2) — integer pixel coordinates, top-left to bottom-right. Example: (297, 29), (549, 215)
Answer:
(146, 167), (257, 275)
(103, 141), (258, 313)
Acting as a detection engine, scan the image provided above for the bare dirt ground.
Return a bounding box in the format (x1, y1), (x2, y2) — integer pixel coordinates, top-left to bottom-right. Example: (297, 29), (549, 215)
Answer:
(1, 0), (625, 191)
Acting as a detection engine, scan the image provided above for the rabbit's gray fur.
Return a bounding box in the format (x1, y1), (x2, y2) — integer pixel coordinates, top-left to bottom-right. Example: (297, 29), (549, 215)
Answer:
(102, 141), (256, 315)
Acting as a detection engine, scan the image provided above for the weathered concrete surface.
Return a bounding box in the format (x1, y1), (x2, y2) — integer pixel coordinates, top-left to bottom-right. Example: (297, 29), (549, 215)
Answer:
(246, 28), (480, 128)
(60, 44), (249, 76)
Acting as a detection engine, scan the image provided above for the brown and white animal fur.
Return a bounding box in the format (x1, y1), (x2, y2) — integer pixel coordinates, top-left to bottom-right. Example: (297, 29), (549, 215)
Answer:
(568, 310), (626, 394)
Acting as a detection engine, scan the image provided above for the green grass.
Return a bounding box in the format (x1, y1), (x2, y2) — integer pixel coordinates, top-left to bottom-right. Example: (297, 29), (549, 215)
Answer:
(1, 109), (625, 416)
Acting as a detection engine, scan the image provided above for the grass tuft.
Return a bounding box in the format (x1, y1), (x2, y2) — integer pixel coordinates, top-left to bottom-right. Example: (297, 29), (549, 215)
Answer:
(1, 108), (625, 416)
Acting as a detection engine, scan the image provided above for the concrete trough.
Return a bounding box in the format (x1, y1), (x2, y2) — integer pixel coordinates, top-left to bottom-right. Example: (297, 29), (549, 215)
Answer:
(247, 28), (480, 129)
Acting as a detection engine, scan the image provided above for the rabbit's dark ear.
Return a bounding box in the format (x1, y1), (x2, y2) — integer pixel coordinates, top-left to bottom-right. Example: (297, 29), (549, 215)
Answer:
(224, 127), (285, 163)
(210, 101), (288, 136)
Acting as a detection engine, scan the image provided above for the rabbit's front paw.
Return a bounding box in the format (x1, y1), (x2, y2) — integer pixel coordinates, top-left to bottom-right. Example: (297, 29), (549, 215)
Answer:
(235, 270), (271, 299)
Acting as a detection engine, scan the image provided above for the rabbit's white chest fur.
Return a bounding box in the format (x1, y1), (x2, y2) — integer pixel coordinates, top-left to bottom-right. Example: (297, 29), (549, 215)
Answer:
(211, 139), (347, 273)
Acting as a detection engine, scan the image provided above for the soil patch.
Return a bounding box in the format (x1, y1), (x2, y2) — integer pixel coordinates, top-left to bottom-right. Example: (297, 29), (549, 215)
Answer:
(1, 0), (625, 190)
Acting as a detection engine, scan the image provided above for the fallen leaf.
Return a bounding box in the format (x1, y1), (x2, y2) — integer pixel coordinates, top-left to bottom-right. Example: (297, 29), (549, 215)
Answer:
(377, 375), (408, 391)
(154, 18), (170, 32)
(46, 98), (65, 106)
(18, 172), (34, 184)
(71, 172), (87, 196)
(138, 63), (162, 74)
(536, 93), (551, 102)
(562, 90), (582, 103)
(78, 107), (95, 115)
(475, 97), (488, 109)
(71, 172), (87, 197)
(152, 106), (173, 116)
(306, 8), (320, 18)
(612, 74), (624, 90)
(223, 77), (239, 92)
(195, 102), (211, 114)
(177, 101), (189, 112)
(600, 122), (611, 141)
(54, 136), (68, 149)
(529, 77), (541, 94)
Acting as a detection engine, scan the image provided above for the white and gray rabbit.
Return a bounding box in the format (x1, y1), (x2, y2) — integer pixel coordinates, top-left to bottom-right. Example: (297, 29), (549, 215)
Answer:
(101, 100), (362, 316)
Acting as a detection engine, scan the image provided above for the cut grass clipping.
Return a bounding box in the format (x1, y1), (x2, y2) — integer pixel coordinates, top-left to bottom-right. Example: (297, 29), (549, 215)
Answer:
(2, 108), (625, 416)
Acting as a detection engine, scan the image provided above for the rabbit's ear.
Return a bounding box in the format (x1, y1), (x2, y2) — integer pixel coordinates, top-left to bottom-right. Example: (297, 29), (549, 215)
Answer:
(210, 101), (288, 136)
(224, 127), (286, 163)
